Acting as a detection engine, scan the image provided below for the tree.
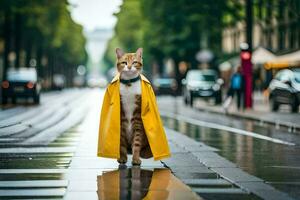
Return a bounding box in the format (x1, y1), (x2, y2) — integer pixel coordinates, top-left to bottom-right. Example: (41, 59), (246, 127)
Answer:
(103, 0), (244, 78)
(0, 0), (87, 88)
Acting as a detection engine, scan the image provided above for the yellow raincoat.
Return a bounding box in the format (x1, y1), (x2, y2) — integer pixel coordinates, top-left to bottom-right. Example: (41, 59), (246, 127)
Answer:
(97, 74), (170, 161)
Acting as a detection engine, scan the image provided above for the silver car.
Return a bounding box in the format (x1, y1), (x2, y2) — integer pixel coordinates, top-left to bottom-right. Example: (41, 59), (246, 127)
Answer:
(269, 69), (300, 112)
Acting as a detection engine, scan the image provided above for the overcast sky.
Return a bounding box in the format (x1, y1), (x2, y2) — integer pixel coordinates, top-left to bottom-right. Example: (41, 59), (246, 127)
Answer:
(68, 0), (122, 31)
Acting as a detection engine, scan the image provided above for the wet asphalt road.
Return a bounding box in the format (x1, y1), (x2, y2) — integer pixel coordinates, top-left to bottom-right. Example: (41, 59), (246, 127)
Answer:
(157, 96), (300, 199)
(0, 89), (91, 199)
(0, 89), (299, 199)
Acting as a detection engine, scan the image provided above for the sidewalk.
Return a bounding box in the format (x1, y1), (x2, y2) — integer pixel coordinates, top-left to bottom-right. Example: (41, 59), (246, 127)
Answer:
(63, 90), (294, 200)
(63, 91), (200, 200)
(195, 92), (300, 132)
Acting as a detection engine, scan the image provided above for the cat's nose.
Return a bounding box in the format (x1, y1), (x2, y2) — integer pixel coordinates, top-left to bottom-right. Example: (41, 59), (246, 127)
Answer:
(127, 65), (132, 69)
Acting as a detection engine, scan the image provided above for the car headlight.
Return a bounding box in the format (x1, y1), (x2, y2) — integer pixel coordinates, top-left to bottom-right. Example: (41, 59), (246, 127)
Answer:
(212, 84), (220, 91)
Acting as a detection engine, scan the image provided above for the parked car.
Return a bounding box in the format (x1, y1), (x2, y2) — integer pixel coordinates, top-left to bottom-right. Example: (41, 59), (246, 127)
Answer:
(153, 77), (178, 95)
(2, 68), (41, 104)
(87, 75), (108, 88)
(182, 69), (223, 106)
(52, 74), (66, 90)
(268, 69), (300, 112)
(73, 75), (85, 87)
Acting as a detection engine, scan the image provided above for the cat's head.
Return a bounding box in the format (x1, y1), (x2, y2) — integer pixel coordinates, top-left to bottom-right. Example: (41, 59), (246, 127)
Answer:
(116, 48), (143, 79)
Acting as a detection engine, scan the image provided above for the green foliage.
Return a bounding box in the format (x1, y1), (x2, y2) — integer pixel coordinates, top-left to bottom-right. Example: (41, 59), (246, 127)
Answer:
(0, 0), (87, 67)
(103, 0), (244, 72)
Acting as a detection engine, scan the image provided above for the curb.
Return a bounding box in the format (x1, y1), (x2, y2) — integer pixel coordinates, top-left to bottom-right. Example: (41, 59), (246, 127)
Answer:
(195, 105), (300, 133)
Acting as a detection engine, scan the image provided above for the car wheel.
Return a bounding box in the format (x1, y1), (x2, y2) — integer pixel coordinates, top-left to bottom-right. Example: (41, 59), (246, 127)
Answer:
(270, 96), (279, 111)
(184, 96), (188, 105)
(12, 97), (16, 104)
(2, 97), (7, 105)
(215, 92), (222, 105)
(291, 97), (299, 113)
(291, 104), (299, 113)
(34, 95), (40, 104)
(189, 93), (194, 107)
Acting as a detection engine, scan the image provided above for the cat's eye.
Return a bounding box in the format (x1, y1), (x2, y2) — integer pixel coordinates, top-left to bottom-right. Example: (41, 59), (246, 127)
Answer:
(121, 61), (127, 65)
(132, 61), (138, 65)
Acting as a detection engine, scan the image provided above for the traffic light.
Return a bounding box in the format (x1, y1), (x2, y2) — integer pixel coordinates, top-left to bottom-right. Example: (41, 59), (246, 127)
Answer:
(240, 43), (253, 108)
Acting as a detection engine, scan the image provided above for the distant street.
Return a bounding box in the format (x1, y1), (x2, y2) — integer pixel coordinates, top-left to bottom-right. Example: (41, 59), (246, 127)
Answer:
(0, 89), (92, 147)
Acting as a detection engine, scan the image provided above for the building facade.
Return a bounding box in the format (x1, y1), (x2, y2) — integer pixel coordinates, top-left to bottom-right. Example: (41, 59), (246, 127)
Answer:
(222, 0), (300, 54)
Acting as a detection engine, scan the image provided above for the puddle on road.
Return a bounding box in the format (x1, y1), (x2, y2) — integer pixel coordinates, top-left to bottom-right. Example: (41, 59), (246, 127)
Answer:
(162, 116), (300, 199)
(97, 167), (201, 200)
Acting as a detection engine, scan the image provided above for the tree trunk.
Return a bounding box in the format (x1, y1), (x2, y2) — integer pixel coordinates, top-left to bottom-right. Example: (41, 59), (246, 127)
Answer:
(36, 45), (43, 78)
(15, 13), (22, 68)
(3, 10), (12, 80)
(25, 40), (32, 68)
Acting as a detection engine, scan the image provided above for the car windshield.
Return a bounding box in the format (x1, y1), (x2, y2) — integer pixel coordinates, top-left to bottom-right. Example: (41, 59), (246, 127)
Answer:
(188, 72), (216, 82)
(157, 79), (173, 85)
(294, 72), (300, 83)
(7, 70), (37, 82)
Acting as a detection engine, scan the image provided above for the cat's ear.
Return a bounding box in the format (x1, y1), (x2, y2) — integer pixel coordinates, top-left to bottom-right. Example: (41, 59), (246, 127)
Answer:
(116, 48), (124, 59)
(136, 48), (143, 58)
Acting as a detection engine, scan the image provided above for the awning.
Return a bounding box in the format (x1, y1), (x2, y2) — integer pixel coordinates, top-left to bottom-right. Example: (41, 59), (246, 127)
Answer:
(218, 56), (239, 71)
(264, 50), (300, 70)
(252, 47), (276, 65)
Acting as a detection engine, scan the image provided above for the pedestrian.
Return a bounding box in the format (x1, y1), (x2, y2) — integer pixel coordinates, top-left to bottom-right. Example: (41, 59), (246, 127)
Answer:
(223, 66), (244, 112)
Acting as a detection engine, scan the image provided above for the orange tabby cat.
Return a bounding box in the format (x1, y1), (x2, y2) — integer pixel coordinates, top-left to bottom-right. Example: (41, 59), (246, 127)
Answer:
(116, 48), (152, 165)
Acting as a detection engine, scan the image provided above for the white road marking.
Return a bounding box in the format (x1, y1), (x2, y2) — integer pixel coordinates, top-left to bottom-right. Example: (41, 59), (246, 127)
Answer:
(160, 111), (295, 146)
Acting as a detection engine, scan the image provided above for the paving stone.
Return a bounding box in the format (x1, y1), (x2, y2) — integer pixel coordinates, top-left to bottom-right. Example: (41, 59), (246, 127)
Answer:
(0, 124), (28, 137)
(169, 143), (188, 153)
(0, 188), (66, 196)
(68, 180), (97, 191)
(64, 168), (116, 181)
(162, 153), (204, 167)
(174, 172), (218, 180)
(192, 151), (222, 159)
(196, 157), (237, 168)
(69, 157), (119, 169)
(170, 166), (212, 174)
(64, 191), (98, 200)
(239, 182), (295, 200)
(0, 180), (68, 188)
(211, 167), (263, 183)
(193, 188), (247, 194)
(182, 179), (232, 186)
(0, 169), (67, 174)
(183, 145), (219, 152)
(0, 147), (76, 154)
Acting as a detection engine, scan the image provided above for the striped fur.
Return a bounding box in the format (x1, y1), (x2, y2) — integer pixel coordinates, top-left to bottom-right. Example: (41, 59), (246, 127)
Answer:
(116, 48), (152, 165)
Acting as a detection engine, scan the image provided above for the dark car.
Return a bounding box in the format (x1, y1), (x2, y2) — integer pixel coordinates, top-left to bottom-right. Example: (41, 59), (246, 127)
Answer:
(268, 69), (300, 112)
(182, 69), (223, 106)
(2, 68), (41, 104)
(153, 77), (178, 95)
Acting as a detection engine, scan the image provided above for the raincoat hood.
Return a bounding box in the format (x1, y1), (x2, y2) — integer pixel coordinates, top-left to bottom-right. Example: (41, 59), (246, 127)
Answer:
(97, 73), (170, 161)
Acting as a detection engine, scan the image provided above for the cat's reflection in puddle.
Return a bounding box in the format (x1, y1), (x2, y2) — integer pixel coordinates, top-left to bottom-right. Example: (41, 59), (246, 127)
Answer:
(97, 166), (153, 200)
(97, 165), (201, 200)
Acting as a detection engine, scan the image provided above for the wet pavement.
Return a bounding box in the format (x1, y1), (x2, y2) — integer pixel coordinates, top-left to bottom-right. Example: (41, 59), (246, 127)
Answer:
(0, 90), (297, 199)
(63, 90), (201, 200)
(158, 96), (300, 199)
(0, 90), (201, 200)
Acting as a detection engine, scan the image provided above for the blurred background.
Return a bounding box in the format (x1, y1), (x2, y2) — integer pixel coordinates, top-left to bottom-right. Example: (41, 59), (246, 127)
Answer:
(1, 2), (300, 199)
(0, 0), (299, 109)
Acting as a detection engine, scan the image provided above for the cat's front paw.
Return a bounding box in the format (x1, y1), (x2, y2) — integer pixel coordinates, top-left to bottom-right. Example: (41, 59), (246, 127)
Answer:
(132, 158), (141, 166)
